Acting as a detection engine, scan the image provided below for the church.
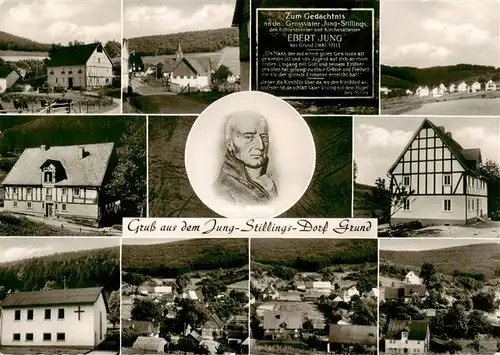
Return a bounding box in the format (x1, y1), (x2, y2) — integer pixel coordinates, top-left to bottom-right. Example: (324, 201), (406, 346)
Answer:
(47, 42), (114, 90)
(0, 287), (108, 347)
(388, 118), (488, 226)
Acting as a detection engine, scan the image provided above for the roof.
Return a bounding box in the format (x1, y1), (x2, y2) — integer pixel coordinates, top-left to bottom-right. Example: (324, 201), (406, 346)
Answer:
(171, 57), (208, 77)
(122, 320), (157, 334)
(263, 311), (303, 330)
(305, 281), (331, 289)
(384, 284), (427, 299)
(2, 143), (115, 187)
(0, 67), (17, 78)
(47, 42), (111, 67)
(205, 313), (225, 329)
(386, 319), (429, 341)
(388, 119), (483, 177)
(329, 324), (377, 346)
(1, 287), (105, 309)
(227, 280), (248, 290)
(132, 336), (167, 351)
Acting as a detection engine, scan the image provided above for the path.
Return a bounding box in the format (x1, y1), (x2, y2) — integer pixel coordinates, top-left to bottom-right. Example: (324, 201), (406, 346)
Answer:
(413, 223), (500, 238)
(101, 98), (121, 113)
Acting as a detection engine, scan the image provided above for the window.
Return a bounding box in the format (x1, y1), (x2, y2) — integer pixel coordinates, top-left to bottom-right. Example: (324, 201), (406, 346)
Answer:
(62, 188), (67, 195)
(443, 174), (451, 186)
(472, 178), (475, 188)
(403, 176), (411, 187)
(58, 308), (65, 319)
(45, 309), (51, 320)
(44, 171), (53, 183)
(468, 199), (471, 211)
(13, 201), (17, 207)
(27, 309), (33, 320)
(403, 200), (411, 211)
(25, 333), (33, 341)
(43, 333), (51, 341)
(14, 310), (21, 320)
(13, 187), (17, 194)
(98, 58), (101, 63)
(73, 188), (80, 196)
(444, 199), (452, 212)
(27, 188), (31, 194)
(417, 341), (421, 344)
(62, 204), (67, 211)
(27, 202), (32, 208)
(13, 333), (20, 341)
(55, 204), (58, 209)
(56, 333), (65, 341)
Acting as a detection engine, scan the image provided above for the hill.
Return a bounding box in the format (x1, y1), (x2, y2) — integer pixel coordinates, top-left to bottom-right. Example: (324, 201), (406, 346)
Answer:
(381, 64), (500, 89)
(122, 239), (249, 277)
(0, 31), (52, 52)
(127, 27), (239, 56)
(380, 243), (500, 280)
(251, 239), (377, 270)
(0, 245), (119, 298)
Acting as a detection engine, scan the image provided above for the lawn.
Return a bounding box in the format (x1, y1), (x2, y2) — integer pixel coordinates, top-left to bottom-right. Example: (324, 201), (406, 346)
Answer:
(0, 347), (91, 354)
(131, 93), (210, 114)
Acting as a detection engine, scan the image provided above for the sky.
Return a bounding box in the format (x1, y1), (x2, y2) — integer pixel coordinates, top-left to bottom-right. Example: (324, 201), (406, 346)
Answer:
(0, 238), (119, 263)
(354, 116), (500, 186)
(123, 0), (236, 38)
(381, 0), (500, 68)
(380, 239), (499, 251)
(0, 0), (121, 44)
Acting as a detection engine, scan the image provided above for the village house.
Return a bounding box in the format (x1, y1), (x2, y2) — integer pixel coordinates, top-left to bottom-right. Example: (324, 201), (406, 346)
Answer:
(385, 319), (430, 354)
(405, 89), (413, 96)
(263, 311), (302, 340)
(0, 287), (108, 347)
(201, 313), (225, 339)
(146, 285), (172, 294)
(448, 83), (456, 93)
(277, 291), (302, 302)
(404, 271), (422, 284)
(438, 83), (447, 93)
(383, 285), (427, 301)
(340, 285), (360, 302)
(231, 0), (250, 91)
(262, 285), (279, 300)
(415, 86), (429, 97)
(380, 87), (391, 95)
(388, 118), (488, 226)
(1, 143), (119, 227)
(328, 324), (377, 354)
(122, 320), (159, 337)
(182, 290), (204, 302)
(304, 281), (332, 293)
(471, 81), (481, 93)
(295, 281), (306, 291)
(47, 42), (113, 90)
(0, 67), (20, 93)
(431, 87), (443, 97)
(485, 79), (497, 91)
(457, 82), (468, 92)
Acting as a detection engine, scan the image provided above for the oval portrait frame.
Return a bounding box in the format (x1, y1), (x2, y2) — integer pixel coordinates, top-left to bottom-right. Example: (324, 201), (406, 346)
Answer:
(185, 91), (316, 218)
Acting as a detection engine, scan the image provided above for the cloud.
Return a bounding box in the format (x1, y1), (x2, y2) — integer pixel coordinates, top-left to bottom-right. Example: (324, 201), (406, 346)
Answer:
(0, 0), (4, 7)
(6, 1), (82, 24)
(358, 124), (413, 149)
(124, 3), (235, 36)
(454, 126), (500, 162)
(385, 42), (452, 60)
(2, 246), (54, 262)
(46, 22), (121, 43)
(422, 19), (491, 46)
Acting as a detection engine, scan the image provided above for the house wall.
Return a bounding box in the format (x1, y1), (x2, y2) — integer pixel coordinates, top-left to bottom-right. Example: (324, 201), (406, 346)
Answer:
(385, 339), (426, 353)
(93, 293), (107, 346)
(122, 41), (130, 90)
(47, 65), (86, 89)
(0, 78), (6, 93)
(392, 195), (466, 225)
(170, 74), (209, 90)
(0, 304), (96, 347)
(86, 48), (113, 88)
(0, 71), (20, 92)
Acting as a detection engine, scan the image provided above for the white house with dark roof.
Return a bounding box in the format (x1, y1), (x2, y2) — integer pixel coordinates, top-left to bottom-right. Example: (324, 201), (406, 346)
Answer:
(385, 319), (430, 354)
(388, 118), (488, 226)
(1, 142), (117, 226)
(471, 81), (481, 92)
(263, 311), (303, 340)
(0, 287), (108, 347)
(404, 271), (422, 284)
(164, 44), (211, 91)
(47, 42), (113, 89)
(457, 82), (468, 92)
(485, 79), (497, 91)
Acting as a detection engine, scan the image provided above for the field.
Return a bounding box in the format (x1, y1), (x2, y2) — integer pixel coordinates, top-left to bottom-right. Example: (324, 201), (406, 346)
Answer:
(122, 238), (249, 271)
(130, 91), (228, 114)
(380, 243), (500, 279)
(251, 239), (378, 266)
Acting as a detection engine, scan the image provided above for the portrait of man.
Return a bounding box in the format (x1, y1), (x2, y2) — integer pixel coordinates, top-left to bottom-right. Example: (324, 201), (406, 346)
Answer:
(214, 110), (278, 205)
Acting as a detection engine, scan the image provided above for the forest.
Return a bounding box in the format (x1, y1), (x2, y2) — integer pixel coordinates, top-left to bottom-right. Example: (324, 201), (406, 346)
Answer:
(127, 28), (239, 56)
(0, 247), (119, 300)
(381, 64), (500, 89)
(251, 239), (377, 270)
(122, 239), (249, 277)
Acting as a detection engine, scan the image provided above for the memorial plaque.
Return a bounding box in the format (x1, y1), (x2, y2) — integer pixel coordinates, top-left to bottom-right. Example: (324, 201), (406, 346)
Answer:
(256, 8), (374, 99)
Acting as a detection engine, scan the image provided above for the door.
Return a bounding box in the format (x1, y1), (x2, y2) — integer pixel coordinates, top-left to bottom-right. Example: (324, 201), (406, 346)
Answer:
(45, 203), (53, 217)
(68, 77), (73, 89)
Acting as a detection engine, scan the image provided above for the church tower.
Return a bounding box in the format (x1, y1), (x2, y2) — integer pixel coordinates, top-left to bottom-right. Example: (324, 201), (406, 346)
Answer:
(175, 43), (183, 61)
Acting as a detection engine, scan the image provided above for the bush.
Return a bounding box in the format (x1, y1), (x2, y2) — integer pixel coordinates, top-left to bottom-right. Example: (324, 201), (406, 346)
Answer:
(121, 328), (140, 348)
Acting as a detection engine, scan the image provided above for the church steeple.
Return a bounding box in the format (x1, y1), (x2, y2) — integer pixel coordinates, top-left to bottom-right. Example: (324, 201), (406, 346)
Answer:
(175, 43), (183, 60)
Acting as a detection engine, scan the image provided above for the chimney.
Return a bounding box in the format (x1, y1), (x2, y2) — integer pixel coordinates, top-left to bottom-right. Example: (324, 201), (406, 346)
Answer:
(438, 126), (445, 132)
(445, 132), (452, 139)
(40, 145), (47, 151)
(79, 147), (85, 159)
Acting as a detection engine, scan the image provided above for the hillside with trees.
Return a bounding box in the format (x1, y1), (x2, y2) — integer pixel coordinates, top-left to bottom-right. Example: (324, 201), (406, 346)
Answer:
(127, 28), (239, 56)
(380, 243), (500, 280)
(122, 239), (248, 277)
(0, 31), (51, 52)
(381, 64), (500, 90)
(0, 246), (119, 299)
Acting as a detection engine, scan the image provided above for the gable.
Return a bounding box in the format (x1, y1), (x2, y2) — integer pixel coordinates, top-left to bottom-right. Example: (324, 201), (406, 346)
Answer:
(48, 43), (108, 67)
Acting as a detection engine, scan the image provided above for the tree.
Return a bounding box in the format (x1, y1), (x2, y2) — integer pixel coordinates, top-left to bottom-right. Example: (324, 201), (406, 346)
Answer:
(445, 303), (468, 338)
(350, 296), (377, 325)
(131, 298), (161, 324)
(156, 62), (163, 76)
(42, 280), (57, 290)
(353, 160), (358, 182)
(472, 291), (496, 312)
(420, 263), (436, 286)
(108, 291), (120, 328)
(105, 120), (147, 217)
(303, 319), (314, 332)
(480, 159), (500, 218)
(467, 311), (491, 338)
(213, 64), (232, 84)
(176, 299), (207, 329)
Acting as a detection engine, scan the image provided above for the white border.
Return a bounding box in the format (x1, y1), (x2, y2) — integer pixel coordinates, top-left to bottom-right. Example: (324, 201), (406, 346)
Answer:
(255, 8), (375, 100)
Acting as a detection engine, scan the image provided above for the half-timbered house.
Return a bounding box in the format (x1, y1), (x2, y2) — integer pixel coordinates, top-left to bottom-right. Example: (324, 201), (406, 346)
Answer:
(388, 118), (488, 226)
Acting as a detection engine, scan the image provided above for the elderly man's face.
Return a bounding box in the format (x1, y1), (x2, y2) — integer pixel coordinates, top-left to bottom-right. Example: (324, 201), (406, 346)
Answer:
(229, 115), (269, 168)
